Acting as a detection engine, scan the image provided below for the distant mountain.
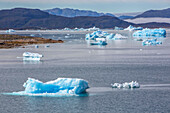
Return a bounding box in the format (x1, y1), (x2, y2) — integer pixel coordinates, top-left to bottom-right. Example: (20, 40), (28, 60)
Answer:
(44, 8), (115, 17)
(134, 8), (170, 18)
(0, 8), (132, 29)
(124, 8), (170, 24)
(114, 12), (143, 17)
(118, 15), (134, 20)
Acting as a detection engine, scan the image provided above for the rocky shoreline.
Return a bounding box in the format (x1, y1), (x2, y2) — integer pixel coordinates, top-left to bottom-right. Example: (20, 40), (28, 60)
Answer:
(0, 34), (64, 49)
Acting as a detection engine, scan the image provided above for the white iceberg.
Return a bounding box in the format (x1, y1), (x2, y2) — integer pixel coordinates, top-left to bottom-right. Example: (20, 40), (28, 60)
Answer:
(13, 78), (89, 96)
(89, 38), (107, 45)
(124, 25), (143, 31)
(113, 34), (128, 40)
(124, 25), (136, 31)
(23, 52), (43, 61)
(111, 81), (140, 89)
(87, 26), (100, 31)
(133, 28), (166, 37)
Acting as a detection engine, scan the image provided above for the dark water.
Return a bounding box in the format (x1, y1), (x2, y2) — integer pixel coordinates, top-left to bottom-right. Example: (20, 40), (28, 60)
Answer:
(0, 30), (170, 113)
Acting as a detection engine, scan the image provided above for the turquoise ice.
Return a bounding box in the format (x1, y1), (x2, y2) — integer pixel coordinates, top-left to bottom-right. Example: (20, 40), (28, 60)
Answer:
(22, 78), (89, 94)
(133, 28), (166, 37)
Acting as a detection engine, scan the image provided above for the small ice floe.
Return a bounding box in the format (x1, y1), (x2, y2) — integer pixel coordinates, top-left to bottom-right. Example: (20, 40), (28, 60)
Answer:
(6, 29), (15, 33)
(114, 26), (123, 30)
(8, 78), (89, 96)
(23, 52), (43, 61)
(87, 26), (100, 31)
(35, 45), (39, 48)
(30, 34), (35, 37)
(142, 38), (162, 46)
(134, 38), (143, 41)
(45, 45), (50, 48)
(111, 81), (140, 89)
(65, 36), (69, 38)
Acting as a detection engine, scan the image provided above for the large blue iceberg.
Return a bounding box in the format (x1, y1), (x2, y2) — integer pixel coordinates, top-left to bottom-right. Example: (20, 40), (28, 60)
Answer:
(11, 78), (89, 96)
(85, 30), (127, 42)
(133, 28), (166, 37)
(85, 30), (109, 40)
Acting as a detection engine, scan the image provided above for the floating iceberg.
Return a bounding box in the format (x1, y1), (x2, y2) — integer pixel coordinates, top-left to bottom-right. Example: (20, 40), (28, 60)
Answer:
(134, 38), (143, 41)
(30, 34), (35, 37)
(142, 38), (162, 46)
(124, 25), (136, 31)
(89, 38), (107, 45)
(6, 29), (15, 33)
(45, 45), (50, 48)
(106, 33), (115, 40)
(63, 28), (71, 31)
(11, 78), (89, 96)
(135, 27), (143, 30)
(133, 28), (166, 37)
(111, 81), (140, 89)
(85, 30), (109, 41)
(87, 26), (100, 31)
(113, 34), (128, 40)
(124, 25), (143, 31)
(85, 31), (127, 43)
(23, 52), (43, 61)
(114, 26), (123, 30)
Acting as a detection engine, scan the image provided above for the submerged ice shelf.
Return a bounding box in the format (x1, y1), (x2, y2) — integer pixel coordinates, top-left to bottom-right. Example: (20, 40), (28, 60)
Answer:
(7, 78), (89, 97)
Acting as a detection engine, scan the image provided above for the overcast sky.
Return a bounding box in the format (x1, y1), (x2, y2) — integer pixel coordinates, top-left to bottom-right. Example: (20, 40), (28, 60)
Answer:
(0, 0), (169, 13)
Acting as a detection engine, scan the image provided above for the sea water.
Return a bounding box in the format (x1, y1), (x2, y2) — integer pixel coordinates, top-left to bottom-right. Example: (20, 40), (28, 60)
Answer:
(0, 30), (170, 113)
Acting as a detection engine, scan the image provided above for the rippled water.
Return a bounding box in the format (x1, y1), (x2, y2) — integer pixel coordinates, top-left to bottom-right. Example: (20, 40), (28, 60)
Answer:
(0, 30), (170, 113)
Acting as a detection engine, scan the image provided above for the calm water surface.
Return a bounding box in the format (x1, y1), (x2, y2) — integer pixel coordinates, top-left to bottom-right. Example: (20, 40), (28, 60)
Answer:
(0, 30), (170, 113)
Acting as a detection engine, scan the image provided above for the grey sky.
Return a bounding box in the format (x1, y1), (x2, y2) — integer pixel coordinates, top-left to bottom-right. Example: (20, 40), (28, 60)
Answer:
(0, 0), (169, 13)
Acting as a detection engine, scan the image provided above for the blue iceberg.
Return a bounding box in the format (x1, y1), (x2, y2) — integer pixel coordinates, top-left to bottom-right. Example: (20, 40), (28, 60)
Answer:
(142, 38), (162, 46)
(85, 30), (109, 41)
(106, 33), (115, 39)
(9, 78), (89, 96)
(133, 28), (166, 37)
(89, 38), (107, 45)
